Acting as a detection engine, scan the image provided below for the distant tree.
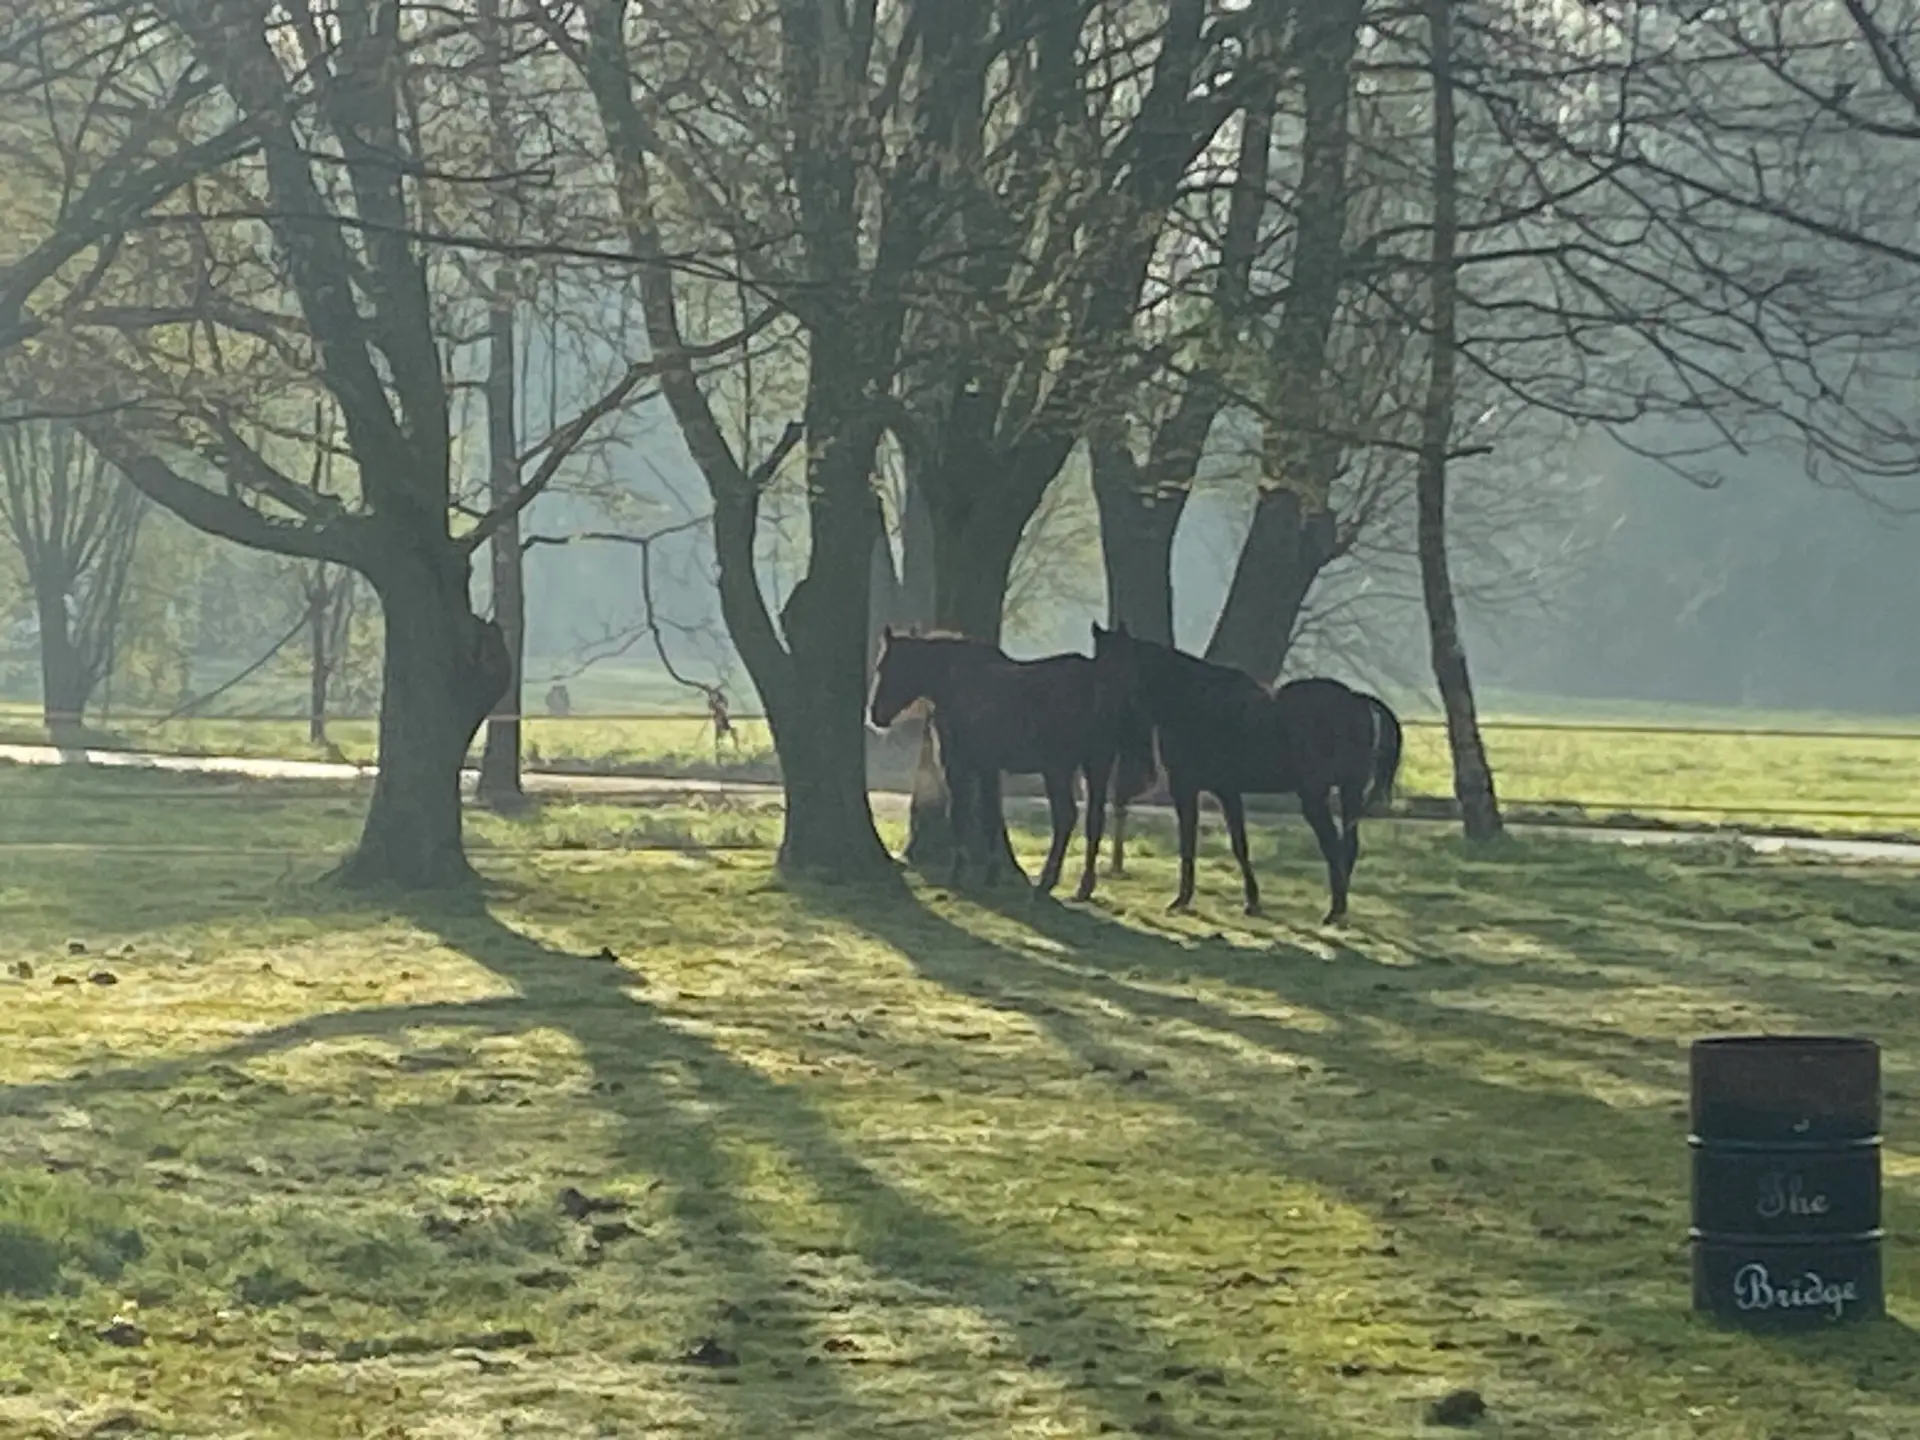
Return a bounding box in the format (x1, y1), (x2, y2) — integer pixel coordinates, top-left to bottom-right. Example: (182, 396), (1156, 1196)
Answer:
(474, 0), (532, 810)
(0, 0), (671, 887)
(1415, 0), (1501, 839)
(0, 422), (144, 741)
(296, 560), (360, 747)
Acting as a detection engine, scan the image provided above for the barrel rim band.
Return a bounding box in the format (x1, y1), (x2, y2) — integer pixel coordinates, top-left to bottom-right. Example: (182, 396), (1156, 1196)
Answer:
(1689, 1227), (1885, 1243)
(1688, 1134), (1882, 1152)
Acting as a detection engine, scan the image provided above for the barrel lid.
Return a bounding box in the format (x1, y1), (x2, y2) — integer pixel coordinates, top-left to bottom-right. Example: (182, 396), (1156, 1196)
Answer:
(1691, 1034), (1880, 1142)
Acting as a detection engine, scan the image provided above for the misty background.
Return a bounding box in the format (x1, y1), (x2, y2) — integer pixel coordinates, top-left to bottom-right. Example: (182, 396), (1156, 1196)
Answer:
(4, 348), (1908, 726)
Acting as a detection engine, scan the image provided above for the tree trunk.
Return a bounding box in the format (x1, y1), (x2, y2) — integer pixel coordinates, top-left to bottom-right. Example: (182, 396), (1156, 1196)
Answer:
(35, 581), (88, 743)
(475, 284), (525, 808)
(1205, 489), (1339, 684)
(333, 555), (511, 889)
(866, 528), (898, 682)
(307, 574), (329, 745)
(1087, 72), (1277, 657)
(1090, 440), (1182, 645)
(770, 690), (892, 875)
(1204, 0), (1360, 686)
(757, 477), (897, 880)
(902, 418), (1028, 876)
(1420, 0), (1501, 842)
(476, 542), (526, 809)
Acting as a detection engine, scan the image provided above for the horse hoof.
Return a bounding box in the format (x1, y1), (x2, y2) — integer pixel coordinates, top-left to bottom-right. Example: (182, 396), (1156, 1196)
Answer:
(1322, 909), (1347, 927)
(1244, 901), (1264, 918)
(1072, 882), (1096, 903)
(1167, 898), (1193, 915)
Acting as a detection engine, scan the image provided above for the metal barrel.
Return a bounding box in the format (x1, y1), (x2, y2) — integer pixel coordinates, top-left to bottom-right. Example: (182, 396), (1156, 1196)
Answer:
(1689, 1035), (1883, 1330)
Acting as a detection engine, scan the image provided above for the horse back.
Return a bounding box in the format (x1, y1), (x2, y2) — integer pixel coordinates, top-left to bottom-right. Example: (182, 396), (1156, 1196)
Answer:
(1152, 673), (1378, 795)
(1272, 678), (1379, 782)
(933, 649), (1110, 772)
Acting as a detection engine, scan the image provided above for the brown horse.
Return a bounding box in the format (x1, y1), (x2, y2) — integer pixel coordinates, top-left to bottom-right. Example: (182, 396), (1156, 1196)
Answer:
(868, 629), (1150, 900)
(1092, 623), (1402, 923)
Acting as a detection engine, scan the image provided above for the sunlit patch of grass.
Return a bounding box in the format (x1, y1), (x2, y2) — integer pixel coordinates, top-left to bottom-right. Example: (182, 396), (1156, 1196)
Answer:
(9, 690), (1920, 834)
(1397, 717), (1920, 835)
(3, 767), (1920, 1434)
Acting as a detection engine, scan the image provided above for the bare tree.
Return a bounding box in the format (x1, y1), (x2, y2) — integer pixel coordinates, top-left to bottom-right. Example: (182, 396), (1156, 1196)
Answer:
(474, 0), (531, 809)
(1202, 0), (1368, 682)
(0, 423), (144, 740)
(1088, 72), (1279, 649)
(0, 0), (691, 888)
(1417, 0), (1501, 839)
(0, 8), (266, 361)
(543, 0), (978, 876)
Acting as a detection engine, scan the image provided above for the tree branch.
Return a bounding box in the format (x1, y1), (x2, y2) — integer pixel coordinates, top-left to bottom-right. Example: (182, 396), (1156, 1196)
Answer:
(80, 430), (362, 566)
(458, 309), (782, 557)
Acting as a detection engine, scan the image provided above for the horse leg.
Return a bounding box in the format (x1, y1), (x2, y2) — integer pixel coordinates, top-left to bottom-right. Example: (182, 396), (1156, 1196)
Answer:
(1339, 781), (1366, 885)
(1168, 786), (1200, 914)
(1036, 769), (1077, 896)
(1301, 788), (1348, 925)
(945, 758), (973, 888)
(1219, 791), (1261, 917)
(1109, 801), (1128, 876)
(1074, 760), (1109, 902)
(976, 770), (1005, 890)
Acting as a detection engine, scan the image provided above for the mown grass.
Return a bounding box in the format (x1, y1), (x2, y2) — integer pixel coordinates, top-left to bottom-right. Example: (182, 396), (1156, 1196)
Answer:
(0, 703), (782, 784)
(1, 762), (1919, 1436)
(1416, 722), (1920, 836)
(5, 694), (1920, 837)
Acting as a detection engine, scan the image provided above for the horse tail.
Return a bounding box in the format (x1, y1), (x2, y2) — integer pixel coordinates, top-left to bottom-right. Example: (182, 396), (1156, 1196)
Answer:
(1364, 695), (1403, 813)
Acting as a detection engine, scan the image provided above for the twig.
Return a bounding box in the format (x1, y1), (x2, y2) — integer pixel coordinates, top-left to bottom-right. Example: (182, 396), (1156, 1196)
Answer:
(142, 599), (316, 729)
(519, 515), (734, 724)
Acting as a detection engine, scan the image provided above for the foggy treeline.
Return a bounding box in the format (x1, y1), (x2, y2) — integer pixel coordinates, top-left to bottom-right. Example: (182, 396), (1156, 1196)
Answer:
(9, 413), (1910, 723)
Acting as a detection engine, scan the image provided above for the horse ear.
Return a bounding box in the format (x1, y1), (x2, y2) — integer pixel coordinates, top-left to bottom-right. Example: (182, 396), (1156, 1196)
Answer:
(882, 624), (894, 641)
(1091, 622), (1106, 642)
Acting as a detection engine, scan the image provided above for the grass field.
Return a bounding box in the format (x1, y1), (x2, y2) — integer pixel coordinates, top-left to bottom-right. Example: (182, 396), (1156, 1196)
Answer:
(8, 694), (1920, 839)
(1, 764), (1919, 1436)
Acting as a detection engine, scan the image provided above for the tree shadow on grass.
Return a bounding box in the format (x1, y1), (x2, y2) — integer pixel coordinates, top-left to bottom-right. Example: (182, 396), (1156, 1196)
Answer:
(808, 875), (1920, 1430)
(0, 874), (1348, 1437)
(401, 889), (1348, 1437)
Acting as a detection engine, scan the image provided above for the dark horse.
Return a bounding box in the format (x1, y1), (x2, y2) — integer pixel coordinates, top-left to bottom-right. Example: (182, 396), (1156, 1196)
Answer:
(1091, 623), (1402, 923)
(868, 628), (1150, 900)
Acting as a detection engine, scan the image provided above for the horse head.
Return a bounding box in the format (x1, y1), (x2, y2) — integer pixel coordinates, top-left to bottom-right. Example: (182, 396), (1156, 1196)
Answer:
(869, 627), (936, 729)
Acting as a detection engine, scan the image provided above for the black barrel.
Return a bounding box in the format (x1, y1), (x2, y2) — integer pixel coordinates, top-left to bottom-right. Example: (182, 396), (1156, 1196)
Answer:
(1690, 1035), (1883, 1330)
